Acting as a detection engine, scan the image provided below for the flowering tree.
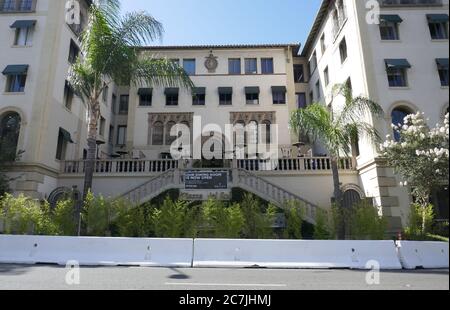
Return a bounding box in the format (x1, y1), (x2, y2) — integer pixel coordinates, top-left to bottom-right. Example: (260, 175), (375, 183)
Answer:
(380, 112), (449, 233)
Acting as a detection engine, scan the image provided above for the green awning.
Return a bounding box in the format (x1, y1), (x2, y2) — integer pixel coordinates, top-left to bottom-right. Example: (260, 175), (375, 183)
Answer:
(164, 88), (179, 95)
(10, 20), (36, 28)
(138, 88), (152, 95)
(379, 15), (403, 23)
(427, 14), (449, 22)
(436, 58), (449, 68)
(2, 65), (29, 75)
(271, 86), (287, 93)
(192, 87), (206, 95)
(59, 128), (74, 143)
(245, 87), (260, 94)
(385, 59), (411, 69)
(218, 87), (233, 95)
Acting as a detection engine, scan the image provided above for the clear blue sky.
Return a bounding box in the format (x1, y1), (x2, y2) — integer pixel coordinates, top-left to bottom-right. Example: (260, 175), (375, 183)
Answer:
(121, 0), (322, 47)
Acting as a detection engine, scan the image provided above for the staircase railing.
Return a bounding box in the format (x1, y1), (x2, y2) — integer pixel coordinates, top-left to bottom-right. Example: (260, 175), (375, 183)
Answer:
(120, 169), (180, 204)
(236, 169), (318, 224)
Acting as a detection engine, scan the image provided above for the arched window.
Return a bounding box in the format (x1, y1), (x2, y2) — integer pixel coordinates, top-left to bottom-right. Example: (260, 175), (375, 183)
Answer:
(262, 120), (271, 145)
(391, 107), (413, 142)
(246, 120), (258, 145)
(0, 112), (21, 156)
(165, 121), (176, 145)
(343, 189), (362, 209)
(152, 121), (163, 145)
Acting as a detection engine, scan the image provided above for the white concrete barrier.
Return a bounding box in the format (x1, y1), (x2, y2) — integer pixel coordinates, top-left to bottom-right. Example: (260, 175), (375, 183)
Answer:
(0, 235), (193, 267)
(193, 239), (402, 269)
(396, 241), (449, 269)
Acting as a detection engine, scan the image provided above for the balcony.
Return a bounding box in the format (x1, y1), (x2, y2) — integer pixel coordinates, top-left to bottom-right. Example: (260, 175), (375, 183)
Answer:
(380, 0), (443, 7)
(0, 0), (36, 13)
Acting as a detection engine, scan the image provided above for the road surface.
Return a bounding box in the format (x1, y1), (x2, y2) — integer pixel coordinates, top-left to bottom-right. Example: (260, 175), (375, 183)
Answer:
(0, 264), (448, 290)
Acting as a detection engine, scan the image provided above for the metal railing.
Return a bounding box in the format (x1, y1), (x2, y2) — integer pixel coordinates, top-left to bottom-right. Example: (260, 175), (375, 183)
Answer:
(380, 0), (442, 6)
(0, 0), (36, 13)
(61, 159), (179, 174)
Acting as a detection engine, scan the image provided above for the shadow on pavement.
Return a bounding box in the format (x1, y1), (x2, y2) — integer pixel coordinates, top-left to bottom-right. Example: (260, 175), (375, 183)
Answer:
(167, 267), (191, 280)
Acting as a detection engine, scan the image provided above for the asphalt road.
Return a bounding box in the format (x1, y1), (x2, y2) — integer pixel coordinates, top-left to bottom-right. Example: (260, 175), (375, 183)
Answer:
(0, 264), (448, 290)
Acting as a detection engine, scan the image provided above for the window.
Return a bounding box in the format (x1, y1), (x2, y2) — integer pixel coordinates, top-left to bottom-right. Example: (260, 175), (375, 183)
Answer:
(56, 128), (73, 160)
(272, 86), (286, 104)
(63, 81), (74, 110)
(309, 51), (317, 75)
(245, 58), (257, 74)
(0, 112), (21, 155)
(108, 125), (114, 144)
(99, 116), (106, 137)
(117, 126), (127, 145)
(138, 88), (152, 106)
(309, 91), (314, 104)
(261, 58), (274, 74)
(192, 92), (206, 106)
(427, 15), (449, 40)
(165, 121), (176, 145)
(245, 87), (260, 105)
(324, 67), (329, 87)
(183, 59), (196, 75)
(294, 64), (305, 83)
(68, 40), (79, 64)
(12, 23), (34, 46)
(165, 88), (179, 106)
(385, 59), (410, 87)
(102, 84), (109, 102)
(228, 58), (241, 75)
(437, 59), (449, 86)
(219, 87), (232, 105)
(111, 94), (117, 114)
(6, 74), (26, 92)
(151, 122), (163, 145)
(119, 95), (129, 114)
(391, 107), (412, 142)
(387, 68), (407, 87)
(315, 80), (321, 99)
(339, 38), (347, 63)
(378, 15), (402, 40)
(20, 0), (33, 11)
(320, 33), (326, 54)
(296, 93), (307, 109)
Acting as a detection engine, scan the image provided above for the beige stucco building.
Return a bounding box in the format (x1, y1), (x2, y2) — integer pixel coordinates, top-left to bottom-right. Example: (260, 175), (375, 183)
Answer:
(1, 0), (448, 231)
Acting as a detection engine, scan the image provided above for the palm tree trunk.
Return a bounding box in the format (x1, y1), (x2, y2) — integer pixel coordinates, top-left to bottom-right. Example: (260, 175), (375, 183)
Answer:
(331, 157), (344, 239)
(82, 100), (100, 200)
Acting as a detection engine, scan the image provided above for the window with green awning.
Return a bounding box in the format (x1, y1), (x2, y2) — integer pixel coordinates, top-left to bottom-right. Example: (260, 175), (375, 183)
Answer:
(2, 65), (29, 75)
(380, 15), (403, 23)
(427, 14), (449, 23)
(10, 20), (36, 28)
(245, 87), (260, 94)
(385, 59), (411, 69)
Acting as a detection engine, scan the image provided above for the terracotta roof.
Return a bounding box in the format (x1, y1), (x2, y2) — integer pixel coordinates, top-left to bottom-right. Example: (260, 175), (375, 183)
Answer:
(139, 44), (301, 55)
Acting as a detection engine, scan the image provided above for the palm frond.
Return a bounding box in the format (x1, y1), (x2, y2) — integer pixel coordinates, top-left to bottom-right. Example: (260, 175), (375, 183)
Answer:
(338, 96), (384, 126)
(131, 58), (195, 90)
(91, 0), (121, 28)
(116, 11), (164, 46)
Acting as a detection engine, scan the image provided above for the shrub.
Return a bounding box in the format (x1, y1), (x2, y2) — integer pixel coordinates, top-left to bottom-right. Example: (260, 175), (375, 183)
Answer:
(151, 197), (188, 238)
(201, 199), (244, 238)
(283, 200), (304, 239)
(240, 194), (276, 239)
(0, 194), (51, 235)
(348, 201), (387, 240)
(83, 192), (119, 236)
(112, 199), (148, 237)
(52, 199), (78, 236)
(313, 209), (333, 240)
(404, 203), (435, 240)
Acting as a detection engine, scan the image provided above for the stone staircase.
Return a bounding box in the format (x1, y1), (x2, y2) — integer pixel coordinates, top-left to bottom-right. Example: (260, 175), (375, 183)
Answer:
(119, 168), (318, 224)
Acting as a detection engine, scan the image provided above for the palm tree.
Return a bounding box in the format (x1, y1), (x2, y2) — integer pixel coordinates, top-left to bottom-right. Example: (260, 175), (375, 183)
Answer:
(289, 84), (383, 238)
(67, 1), (194, 199)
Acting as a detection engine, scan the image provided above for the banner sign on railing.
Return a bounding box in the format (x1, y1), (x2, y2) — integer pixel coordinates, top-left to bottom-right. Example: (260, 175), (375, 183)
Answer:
(185, 171), (228, 190)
